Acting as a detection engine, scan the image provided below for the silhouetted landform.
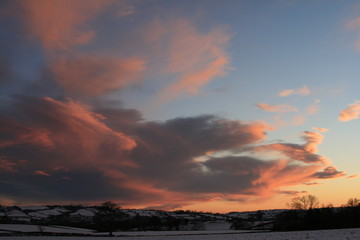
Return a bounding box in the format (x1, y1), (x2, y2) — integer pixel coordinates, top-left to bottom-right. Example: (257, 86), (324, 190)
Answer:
(0, 201), (360, 235)
(0, 203), (280, 235)
(273, 207), (360, 231)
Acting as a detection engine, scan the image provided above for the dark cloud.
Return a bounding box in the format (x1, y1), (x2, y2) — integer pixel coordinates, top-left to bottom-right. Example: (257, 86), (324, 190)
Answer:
(0, 96), (346, 207)
(312, 166), (346, 179)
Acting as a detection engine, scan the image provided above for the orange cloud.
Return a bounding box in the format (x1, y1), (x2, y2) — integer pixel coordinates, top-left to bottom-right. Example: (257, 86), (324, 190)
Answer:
(256, 103), (297, 113)
(52, 56), (146, 96)
(253, 130), (327, 164)
(278, 86), (310, 97)
(252, 159), (324, 196)
(18, 0), (114, 50)
(339, 101), (360, 122)
(269, 99), (320, 128)
(150, 19), (230, 104)
(302, 131), (324, 154)
(312, 127), (329, 133)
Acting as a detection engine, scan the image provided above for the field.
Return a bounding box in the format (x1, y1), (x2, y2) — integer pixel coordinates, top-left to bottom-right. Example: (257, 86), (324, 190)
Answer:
(0, 228), (360, 240)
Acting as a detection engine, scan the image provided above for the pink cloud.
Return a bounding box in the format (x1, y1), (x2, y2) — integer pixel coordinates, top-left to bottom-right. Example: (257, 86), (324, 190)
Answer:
(302, 131), (324, 154)
(251, 160), (325, 196)
(33, 170), (51, 177)
(253, 130), (327, 163)
(157, 53), (228, 103)
(0, 97), (137, 171)
(16, 0), (146, 97)
(269, 100), (320, 128)
(0, 116), (53, 148)
(339, 101), (360, 122)
(0, 158), (16, 172)
(18, 0), (115, 50)
(52, 56), (146, 96)
(149, 19), (231, 104)
(278, 86), (310, 97)
(256, 103), (297, 113)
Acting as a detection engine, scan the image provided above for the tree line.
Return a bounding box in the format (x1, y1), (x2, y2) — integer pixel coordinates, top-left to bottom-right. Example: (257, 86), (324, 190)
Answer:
(273, 195), (360, 231)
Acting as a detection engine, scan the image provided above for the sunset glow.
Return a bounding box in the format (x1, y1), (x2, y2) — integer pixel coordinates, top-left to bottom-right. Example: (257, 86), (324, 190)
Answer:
(0, 0), (360, 213)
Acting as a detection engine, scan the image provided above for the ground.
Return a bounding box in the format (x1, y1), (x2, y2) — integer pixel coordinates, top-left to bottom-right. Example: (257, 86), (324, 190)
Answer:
(0, 228), (360, 240)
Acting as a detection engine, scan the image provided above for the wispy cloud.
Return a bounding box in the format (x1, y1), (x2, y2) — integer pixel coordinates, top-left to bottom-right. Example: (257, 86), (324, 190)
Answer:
(16, 1), (230, 102)
(345, 16), (360, 51)
(18, 0), (115, 51)
(15, 0), (146, 97)
(255, 103), (298, 113)
(150, 19), (231, 105)
(33, 170), (51, 177)
(312, 127), (329, 133)
(278, 86), (310, 97)
(269, 99), (320, 127)
(339, 101), (360, 122)
(0, 158), (16, 172)
(52, 56), (146, 96)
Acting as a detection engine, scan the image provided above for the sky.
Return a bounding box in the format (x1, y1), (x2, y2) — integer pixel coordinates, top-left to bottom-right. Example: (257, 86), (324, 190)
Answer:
(0, 0), (360, 213)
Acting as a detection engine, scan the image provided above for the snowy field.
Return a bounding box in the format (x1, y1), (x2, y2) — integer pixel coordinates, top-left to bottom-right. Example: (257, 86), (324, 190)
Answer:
(1, 228), (360, 240)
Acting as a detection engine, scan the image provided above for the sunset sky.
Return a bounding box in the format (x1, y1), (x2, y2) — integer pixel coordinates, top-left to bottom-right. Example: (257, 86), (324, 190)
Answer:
(1, 0), (360, 213)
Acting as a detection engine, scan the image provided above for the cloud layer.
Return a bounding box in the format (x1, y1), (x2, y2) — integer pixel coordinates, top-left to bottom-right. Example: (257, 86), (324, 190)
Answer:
(0, 0), (349, 209)
(0, 96), (345, 207)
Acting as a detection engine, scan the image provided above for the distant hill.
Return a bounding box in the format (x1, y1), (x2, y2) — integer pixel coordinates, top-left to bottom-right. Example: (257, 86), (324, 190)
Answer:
(0, 204), (285, 232)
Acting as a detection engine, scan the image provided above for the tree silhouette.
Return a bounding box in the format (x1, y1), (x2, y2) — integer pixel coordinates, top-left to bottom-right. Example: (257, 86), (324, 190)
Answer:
(94, 201), (127, 236)
(345, 198), (360, 207)
(288, 194), (319, 210)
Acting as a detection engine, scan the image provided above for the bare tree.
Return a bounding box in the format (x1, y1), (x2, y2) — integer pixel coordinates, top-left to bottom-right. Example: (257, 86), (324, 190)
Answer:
(345, 198), (360, 207)
(288, 194), (319, 210)
(94, 201), (126, 236)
